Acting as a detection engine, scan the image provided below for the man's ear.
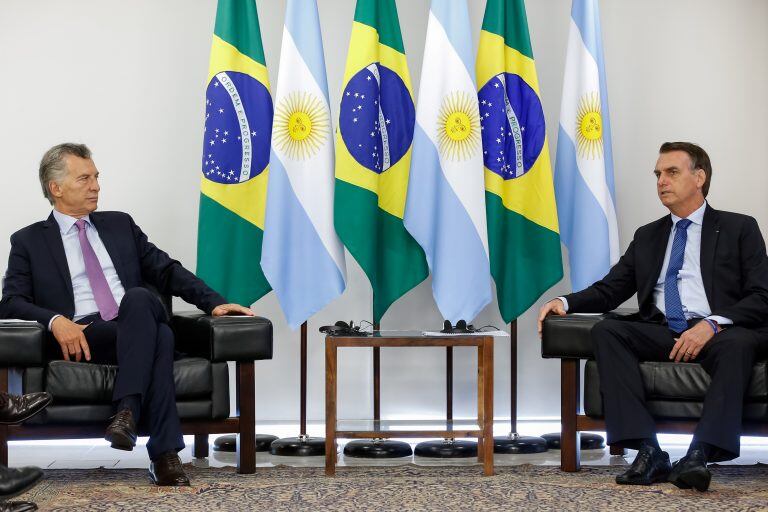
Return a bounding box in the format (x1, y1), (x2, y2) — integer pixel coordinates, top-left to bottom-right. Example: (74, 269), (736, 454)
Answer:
(695, 168), (706, 189)
(49, 180), (62, 199)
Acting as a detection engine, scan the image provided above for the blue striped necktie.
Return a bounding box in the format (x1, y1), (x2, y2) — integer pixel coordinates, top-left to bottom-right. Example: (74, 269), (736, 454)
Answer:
(664, 218), (692, 332)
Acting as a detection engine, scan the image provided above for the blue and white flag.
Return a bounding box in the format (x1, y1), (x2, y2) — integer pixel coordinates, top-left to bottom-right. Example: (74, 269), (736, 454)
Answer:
(404, 0), (492, 323)
(261, 0), (346, 329)
(554, 0), (619, 292)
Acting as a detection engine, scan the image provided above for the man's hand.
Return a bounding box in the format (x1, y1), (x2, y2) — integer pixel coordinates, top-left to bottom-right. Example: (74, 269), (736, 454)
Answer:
(538, 299), (567, 338)
(211, 303), (255, 317)
(51, 316), (91, 362)
(669, 320), (717, 362)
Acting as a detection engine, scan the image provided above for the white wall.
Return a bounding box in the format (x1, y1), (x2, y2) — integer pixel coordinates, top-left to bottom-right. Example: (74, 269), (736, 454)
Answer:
(0, 0), (766, 423)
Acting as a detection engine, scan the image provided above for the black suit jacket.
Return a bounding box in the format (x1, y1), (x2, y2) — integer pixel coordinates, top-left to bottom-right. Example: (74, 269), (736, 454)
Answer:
(0, 211), (227, 326)
(563, 204), (768, 329)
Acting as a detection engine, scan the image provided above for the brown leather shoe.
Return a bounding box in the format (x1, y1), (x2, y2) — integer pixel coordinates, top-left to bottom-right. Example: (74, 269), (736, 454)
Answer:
(0, 392), (52, 425)
(104, 409), (137, 451)
(149, 453), (190, 486)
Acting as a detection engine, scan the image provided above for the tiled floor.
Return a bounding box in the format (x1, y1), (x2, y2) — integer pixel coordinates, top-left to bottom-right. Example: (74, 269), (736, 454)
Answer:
(9, 421), (768, 471)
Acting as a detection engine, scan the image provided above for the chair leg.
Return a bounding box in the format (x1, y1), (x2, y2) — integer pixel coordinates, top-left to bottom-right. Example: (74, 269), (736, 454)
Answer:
(560, 359), (581, 472)
(236, 361), (256, 474)
(193, 434), (209, 458)
(0, 368), (8, 466)
(610, 445), (627, 456)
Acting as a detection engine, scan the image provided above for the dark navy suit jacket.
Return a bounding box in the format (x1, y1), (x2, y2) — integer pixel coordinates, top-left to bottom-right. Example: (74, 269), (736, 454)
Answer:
(0, 211), (227, 325)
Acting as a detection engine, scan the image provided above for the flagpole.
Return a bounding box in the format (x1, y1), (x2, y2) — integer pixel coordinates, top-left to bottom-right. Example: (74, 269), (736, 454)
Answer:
(342, 320), (412, 458)
(492, 320), (548, 454)
(269, 321), (326, 456)
(300, 321), (307, 436)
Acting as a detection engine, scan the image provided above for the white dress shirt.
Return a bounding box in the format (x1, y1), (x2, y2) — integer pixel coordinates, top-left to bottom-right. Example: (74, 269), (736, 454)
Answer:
(48, 210), (126, 329)
(559, 201), (731, 327)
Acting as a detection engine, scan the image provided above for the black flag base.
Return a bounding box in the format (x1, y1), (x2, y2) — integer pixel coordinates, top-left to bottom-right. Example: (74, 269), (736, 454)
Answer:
(542, 432), (605, 450)
(343, 438), (413, 458)
(414, 438), (478, 458)
(269, 435), (326, 457)
(493, 433), (549, 454)
(212, 434), (279, 453)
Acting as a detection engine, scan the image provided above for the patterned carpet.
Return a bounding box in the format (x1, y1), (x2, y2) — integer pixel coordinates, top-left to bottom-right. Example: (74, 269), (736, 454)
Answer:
(19, 463), (768, 511)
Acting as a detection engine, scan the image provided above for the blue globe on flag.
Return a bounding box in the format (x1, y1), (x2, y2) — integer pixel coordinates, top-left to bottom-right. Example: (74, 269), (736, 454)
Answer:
(339, 63), (415, 174)
(478, 73), (545, 180)
(202, 71), (273, 184)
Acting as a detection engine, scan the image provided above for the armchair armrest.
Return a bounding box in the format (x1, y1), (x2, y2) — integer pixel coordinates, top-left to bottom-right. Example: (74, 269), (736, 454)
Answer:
(0, 321), (46, 367)
(541, 309), (638, 359)
(171, 313), (273, 363)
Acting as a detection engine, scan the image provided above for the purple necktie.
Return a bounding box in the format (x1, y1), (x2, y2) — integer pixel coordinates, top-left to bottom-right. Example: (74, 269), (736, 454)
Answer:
(75, 219), (119, 321)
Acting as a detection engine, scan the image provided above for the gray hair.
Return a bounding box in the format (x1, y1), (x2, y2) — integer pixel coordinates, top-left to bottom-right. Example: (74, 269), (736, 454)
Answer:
(39, 143), (92, 204)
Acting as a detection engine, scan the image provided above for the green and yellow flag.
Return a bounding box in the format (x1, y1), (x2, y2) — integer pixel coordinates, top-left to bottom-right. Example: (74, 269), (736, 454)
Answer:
(196, 0), (272, 305)
(477, 0), (563, 322)
(334, 0), (428, 322)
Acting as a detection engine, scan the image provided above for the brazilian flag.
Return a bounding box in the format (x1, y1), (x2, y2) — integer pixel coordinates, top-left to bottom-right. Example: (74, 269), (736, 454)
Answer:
(196, 0), (272, 305)
(477, 0), (563, 322)
(334, 0), (428, 322)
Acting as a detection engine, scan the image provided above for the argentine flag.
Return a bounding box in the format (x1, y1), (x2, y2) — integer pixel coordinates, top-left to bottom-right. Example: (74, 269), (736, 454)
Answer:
(261, 0), (346, 329)
(554, 0), (619, 292)
(404, 0), (492, 323)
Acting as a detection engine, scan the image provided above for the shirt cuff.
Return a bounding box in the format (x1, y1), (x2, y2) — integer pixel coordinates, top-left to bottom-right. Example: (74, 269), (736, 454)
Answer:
(556, 296), (569, 312)
(47, 314), (61, 331)
(706, 315), (732, 326)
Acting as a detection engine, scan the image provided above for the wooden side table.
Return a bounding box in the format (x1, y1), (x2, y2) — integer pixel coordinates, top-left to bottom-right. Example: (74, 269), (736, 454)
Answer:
(324, 332), (494, 476)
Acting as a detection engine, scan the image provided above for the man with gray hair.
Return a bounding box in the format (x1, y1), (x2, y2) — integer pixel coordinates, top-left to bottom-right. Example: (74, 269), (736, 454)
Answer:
(0, 143), (254, 486)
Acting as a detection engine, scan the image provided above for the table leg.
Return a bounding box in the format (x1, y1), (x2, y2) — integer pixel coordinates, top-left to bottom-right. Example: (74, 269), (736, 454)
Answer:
(477, 342), (484, 464)
(482, 337), (494, 476)
(325, 337), (337, 476)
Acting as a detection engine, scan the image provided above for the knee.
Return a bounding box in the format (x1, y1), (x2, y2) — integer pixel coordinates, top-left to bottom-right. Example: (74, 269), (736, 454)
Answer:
(121, 287), (156, 307)
(120, 287), (164, 315)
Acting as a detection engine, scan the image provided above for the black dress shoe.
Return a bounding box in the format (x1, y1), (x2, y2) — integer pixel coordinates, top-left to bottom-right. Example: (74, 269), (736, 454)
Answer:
(105, 409), (137, 451)
(149, 453), (190, 486)
(615, 445), (672, 485)
(0, 393), (52, 425)
(668, 449), (711, 491)
(0, 466), (43, 499)
(0, 502), (38, 512)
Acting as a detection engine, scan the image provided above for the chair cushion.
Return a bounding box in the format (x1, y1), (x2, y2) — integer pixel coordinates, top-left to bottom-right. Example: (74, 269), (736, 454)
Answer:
(45, 357), (214, 404)
(584, 360), (768, 419)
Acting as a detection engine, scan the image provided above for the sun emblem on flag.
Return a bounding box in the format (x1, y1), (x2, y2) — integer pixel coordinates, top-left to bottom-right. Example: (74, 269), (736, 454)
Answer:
(273, 91), (329, 160)
(576, 92), (603, 159)
(437, 91), (481, 161)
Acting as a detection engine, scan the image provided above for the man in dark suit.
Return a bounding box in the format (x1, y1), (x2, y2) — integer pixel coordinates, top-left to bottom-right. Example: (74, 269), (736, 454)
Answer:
(539, 142), (768, 491)
(0, 143), (254, 486)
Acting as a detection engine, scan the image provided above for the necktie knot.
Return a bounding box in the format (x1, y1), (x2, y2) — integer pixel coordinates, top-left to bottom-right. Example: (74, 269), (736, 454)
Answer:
(75, 219), (87, 232)
(676, 218), (692, 231)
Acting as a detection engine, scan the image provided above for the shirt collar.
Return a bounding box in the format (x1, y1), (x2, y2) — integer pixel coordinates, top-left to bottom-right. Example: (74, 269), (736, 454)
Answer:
(52, 209), (91, 235)
(670, 200), (707, 227)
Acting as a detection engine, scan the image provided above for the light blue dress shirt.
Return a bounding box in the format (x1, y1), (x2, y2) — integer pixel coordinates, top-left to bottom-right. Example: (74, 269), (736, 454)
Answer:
(559, 201), (731, 328)
(48, 210), (126, 329)
(653, 201), (731, 326)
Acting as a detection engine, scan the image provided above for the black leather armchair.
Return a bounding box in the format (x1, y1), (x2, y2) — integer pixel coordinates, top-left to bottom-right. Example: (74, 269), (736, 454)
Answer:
(0, 305), (272, 474)
(542, 311), (768, 472)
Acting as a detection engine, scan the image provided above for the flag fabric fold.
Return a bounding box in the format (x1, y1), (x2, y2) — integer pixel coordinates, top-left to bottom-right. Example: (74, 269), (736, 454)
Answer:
(261, 0), (346, 329)
(334, 0), (428, 323)
(196, 0), (272, 305)
(554, 0), (619, 292)
(477, 0), (563, 322)
(404, 0), (492, 323)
